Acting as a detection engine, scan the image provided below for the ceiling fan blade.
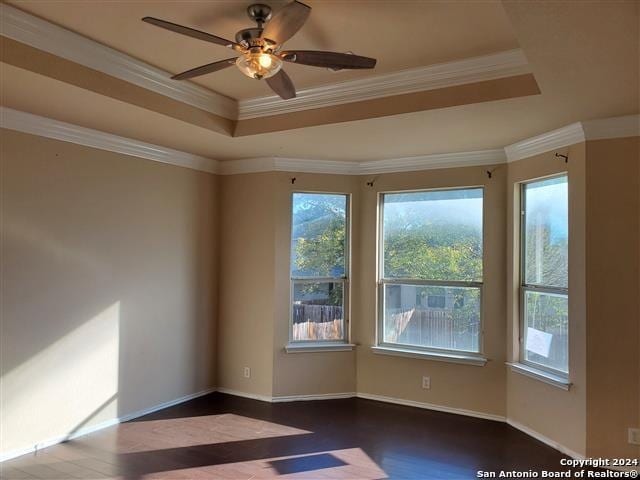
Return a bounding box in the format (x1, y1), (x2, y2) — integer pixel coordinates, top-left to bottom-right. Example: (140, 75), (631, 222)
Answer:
(266, 69), (296, 99)
(281, 50), (377, 69)
(142, 17), (241, 50)
(261, 1), (311, 45)
(171, 58), (237, 80)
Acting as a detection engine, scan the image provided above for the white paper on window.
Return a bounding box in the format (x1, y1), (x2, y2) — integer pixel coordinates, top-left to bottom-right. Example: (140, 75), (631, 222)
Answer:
(526, 327), (553, 358)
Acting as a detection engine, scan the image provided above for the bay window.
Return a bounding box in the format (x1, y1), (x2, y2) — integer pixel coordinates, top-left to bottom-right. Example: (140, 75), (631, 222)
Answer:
(378, 188), (484, 356)
(290, 192), (349, 344)
(520, 175), (569, 376)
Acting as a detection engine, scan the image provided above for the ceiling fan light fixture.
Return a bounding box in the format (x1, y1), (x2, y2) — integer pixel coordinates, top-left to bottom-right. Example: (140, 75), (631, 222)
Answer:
(236, 51), (283, 79)
(143, 1), (377, 99)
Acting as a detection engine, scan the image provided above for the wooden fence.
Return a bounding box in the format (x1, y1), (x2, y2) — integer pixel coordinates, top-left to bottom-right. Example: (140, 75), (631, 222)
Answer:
(386, 308), (479, 352)
(291, 304), (566, 367)
(292, 304), (343, 341)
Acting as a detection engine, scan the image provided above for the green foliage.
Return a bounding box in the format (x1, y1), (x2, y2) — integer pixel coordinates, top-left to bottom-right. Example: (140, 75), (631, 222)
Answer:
(525, 290), (568, 331)
(293, 197), (346, 277)
(295, 214), (345, 277)
(293, 197), (346, 305)
(384, 224), (482, 282)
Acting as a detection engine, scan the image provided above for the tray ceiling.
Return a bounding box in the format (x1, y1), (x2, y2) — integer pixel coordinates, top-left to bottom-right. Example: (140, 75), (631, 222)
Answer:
(1, 1), (637, 163)
(5, 0), (520, 100)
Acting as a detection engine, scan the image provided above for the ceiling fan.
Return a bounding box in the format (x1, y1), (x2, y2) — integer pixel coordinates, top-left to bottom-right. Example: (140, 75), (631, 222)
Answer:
(142, 1), (377, 100)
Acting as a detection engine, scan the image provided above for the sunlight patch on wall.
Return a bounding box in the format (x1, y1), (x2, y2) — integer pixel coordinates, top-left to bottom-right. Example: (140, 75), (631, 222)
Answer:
(1, 302), (120, 455)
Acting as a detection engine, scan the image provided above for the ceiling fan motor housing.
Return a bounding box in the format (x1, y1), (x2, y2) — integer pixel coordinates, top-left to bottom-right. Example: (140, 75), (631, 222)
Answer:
(237, 4), (275, 47)
(246, 4), (272, 26)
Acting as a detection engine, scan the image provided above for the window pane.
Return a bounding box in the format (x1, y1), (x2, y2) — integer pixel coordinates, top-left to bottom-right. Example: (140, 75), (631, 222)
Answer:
(383, 284), (480, 353)
(523, 290), (568, 373)
(523, 176), (568, 288)
(291, 193), (347, 278)
(292, 282), (343, 341)
(383, 189), (483, 282)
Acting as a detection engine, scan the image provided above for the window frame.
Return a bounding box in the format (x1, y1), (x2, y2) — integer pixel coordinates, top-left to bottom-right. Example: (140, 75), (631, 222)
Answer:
(289, 191), (351, 345)
(376, 186), (485, 358)
(518, 173), (569, 378)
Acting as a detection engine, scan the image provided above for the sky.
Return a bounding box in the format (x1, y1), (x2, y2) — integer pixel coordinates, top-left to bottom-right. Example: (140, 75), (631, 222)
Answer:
(525, 176), (568, 242)
(384, 188), (483, 231)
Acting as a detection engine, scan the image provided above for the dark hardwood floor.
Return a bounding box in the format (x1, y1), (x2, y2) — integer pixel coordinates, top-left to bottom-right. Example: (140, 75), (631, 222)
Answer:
(1, 393), (573, 479)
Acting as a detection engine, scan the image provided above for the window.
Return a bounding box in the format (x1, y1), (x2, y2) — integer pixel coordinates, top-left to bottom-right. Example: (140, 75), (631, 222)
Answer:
(290, 193), (349, 343)
(427, 295), (446, 309)
(379, 188), (483, 354)
(520, 175), (568, 375)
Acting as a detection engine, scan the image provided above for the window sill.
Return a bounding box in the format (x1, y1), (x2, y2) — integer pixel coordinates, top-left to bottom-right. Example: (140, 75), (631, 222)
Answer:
(285, 343), (356, 353)
(506, 362), (571, 390)
(371, 346), (487, 366)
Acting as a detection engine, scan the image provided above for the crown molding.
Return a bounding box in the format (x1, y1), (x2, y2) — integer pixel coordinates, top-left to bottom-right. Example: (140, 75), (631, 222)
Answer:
(505, 114), (640, 162)
(1, 107), (502, 176)
(359, 149), (507, 174)
(274, 157), (361, 175)
(0, 107), (502, 175)
(237, 49), (531, 120)
(0, 107), (220, 174)
(504, 122), (586, 162)
(581, 114), (640, 141)
(218, 157), (361, 175)
(218, 150), (505, 176)
(0, 3), (237, 120)
(3, 108), (636, 176)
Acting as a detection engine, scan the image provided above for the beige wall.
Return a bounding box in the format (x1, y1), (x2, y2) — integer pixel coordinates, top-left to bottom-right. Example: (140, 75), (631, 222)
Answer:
(217, 147), (639, 462)
(1, 129), (219, 456)
(4, 125), (638, 460)
(216, 172), (358, 398)
(585, 137), (640, 459)
(354, 165), (507, 417)
(504, 138), (640, 459)
(505, 144), (587, 456)
(217, 173), (277, 398)
(272, 173), (359, 397)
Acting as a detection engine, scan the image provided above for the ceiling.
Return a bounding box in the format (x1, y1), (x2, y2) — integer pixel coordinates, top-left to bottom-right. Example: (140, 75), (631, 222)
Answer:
(5, 0), (520, 100)
(1, 1), (638, 162)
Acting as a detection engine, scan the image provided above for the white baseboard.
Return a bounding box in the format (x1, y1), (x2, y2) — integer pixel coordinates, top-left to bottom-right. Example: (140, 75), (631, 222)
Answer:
(216, 388), (503, 422)
(116, 387), (217, 423)
(0, 386), (216, 463)
(506, 419), (584, 460)
(504, 420), (639, 471)
(272, 392), (356, 402)
(215, 387), (273, 403)
(4, 386), (605, 468)
(356, 392), (506, 422)
(0, 417), (121, 463)
(216, 388), (585, 461)
(215, 388), (357, 403)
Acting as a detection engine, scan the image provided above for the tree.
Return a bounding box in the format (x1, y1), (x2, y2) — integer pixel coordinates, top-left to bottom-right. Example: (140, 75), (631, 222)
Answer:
(293, 196), (346, 305)
(383, 223), (482, 282)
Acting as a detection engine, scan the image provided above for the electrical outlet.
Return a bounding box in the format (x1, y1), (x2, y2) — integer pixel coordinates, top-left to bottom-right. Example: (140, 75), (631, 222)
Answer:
(243, 367), (251, 378)
(629, 428), (640, 445)
(422, 376), (431, 389)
